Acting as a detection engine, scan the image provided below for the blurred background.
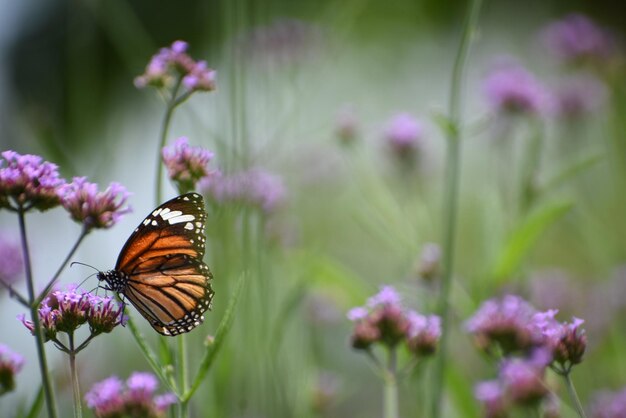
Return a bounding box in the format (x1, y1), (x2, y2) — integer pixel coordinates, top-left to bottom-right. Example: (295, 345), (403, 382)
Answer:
(1, 0), (625, 417)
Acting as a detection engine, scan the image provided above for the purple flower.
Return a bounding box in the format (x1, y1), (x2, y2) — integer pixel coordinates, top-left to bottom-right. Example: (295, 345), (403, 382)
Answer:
(346, 307), (369, 322)
(416, 243), (441, 281)
(483, 60), (547, 115)
(162, 137), (217, 193)
(0, 233), (23, 286)
(406, 312), (442, 356)
(541, 13), (618, 66)
(60, 177), (131, 230)
(384, 113), (424, 162)
(475, 381), (508, 418)
(533, 311), (586, 369)
(465, 294), (540, 355)
(20, 285), (125, 342)
(87, 295), (125, 335)
(366, 285), (402, 309)
(85, 377), (125, 417)
(551, 74), (607, 120)
(0, 343), (24, 394)
(86, 373), (176, 418)
(200, 168), (287, 214)
(590, 387), (626, 418)
(0, 150), (66, 211)
(499, 351), (550, 406)
(135, 40), (216, 93)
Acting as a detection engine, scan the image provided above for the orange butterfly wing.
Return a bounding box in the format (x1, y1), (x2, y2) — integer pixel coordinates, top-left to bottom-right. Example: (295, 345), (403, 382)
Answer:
(114, 193), (214, 336)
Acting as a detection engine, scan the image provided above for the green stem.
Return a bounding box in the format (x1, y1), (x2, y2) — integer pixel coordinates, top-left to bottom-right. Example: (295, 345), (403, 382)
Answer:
(431, 0), (483, 417)
(36, 226), (89, 307)
(155, 78), (183, 205)
(178, 334), (189, 418)
(18, 208), (58, 418)
(564, 372), (588, 418)
(68, 333), (82, 418)
(384, 348), (399, 418)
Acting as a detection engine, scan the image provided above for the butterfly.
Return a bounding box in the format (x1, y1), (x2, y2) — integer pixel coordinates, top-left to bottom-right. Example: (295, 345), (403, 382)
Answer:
(97, 193), (214, 336)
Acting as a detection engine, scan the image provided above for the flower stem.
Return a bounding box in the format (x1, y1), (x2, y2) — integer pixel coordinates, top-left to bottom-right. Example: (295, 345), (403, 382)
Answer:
(36, 226), (89, 307)
(384, 348), (399, 418)
(564, 372), (588, 418)
(178, 334), (189, 418)
(155, 78), (183, 205)
(18, 208), (58, 418)
(431, 0), (484, 417)
(68, 333), (82, 418)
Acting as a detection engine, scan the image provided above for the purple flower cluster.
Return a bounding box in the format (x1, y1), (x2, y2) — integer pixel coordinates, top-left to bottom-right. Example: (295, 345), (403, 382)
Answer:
(475, 349), (552, 416)
(0, 233), (23, 286)
(347, 285), (441, 356)
(0, 343), (24, 395)
(19, 285), (125, 341)
(85, 372), (177, 418)
(200, 168), (286, 214)
(161, 137), (217, 193)
(541, 13), (618, 66)
(59, 177), (131, 230)
(465, 294), (587, 368)
(590, 387), (626, 418)
(0, 150), (132, 229)
(483, 61), (547, 116)
(384, 113), (424, 163)
(134, 40), (216, 93)
(0, 150), (65, 211)
(551, 74), (607, 120)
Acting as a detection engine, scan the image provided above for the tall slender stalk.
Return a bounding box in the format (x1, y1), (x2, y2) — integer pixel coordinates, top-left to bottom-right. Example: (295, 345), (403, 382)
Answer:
(18, 208), (58, 418)
(68, 333), (82, 418)
(564, 372), (588, 418)
(384, 348), (399, 418)
(155, 78), (183, 205)
(178, 335), (189, 418)
(431, 0), (484, 417)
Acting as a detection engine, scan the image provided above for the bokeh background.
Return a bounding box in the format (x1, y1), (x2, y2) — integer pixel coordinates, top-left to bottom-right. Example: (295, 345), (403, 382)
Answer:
(1, 0), (626, 417)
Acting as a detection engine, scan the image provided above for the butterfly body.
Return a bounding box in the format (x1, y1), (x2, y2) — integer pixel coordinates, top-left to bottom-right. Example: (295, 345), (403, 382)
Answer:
(97, 193), (214, 336)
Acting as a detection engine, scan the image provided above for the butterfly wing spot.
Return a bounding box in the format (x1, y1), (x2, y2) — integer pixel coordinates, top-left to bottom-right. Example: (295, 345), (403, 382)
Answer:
(151, 220), (158, 226)
(152, 208), (163, 216)
(184, 222), (194, 230)
(167, 214), (196, 225)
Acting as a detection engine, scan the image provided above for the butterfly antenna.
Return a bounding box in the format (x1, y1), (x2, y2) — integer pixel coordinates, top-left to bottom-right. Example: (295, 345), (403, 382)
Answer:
(70, 261), (101, 273)
(76, 273), (99, 290)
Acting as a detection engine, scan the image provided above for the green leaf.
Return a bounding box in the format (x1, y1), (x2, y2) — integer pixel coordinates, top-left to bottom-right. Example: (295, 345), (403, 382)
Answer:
(126, 316), (179, 395)
(492, 200), (573, 284)
(183, 272), (245, 401)
(24, 386), (44, 418)
(541, 152), (604, 193)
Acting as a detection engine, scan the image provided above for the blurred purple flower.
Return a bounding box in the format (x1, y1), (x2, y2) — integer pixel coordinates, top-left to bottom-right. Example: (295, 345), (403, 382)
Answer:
(499, 349), (550, 406)
(162, 137), (217, 193)
(0, 150), (65, 212)
(241, 18), (323, 66)
(86, 373), (176, 418)
(406, 311), (441, 356)
(347, 307), (369, 322)
(0, 233), (23, 286)
(335, 105), (359, 146)
(200, 168), (286, 214)
(483, 61), (547, 115)
(475, 381), (508, 418)
(590, 387), (626, 418)
(416, 242), (441, 281)
(87, 295), (126, 335)
(551, 74), (607, 119)
(367, 285), (402, 309)
(135, 40), (216, 93)
(84, 377), (125, 418)
(384, 113), (424, 162)
(60, 177), (131, 230)
(465, 294), (540, 355)
(541, 13), (618, 66)
(0, 343), (24, 394)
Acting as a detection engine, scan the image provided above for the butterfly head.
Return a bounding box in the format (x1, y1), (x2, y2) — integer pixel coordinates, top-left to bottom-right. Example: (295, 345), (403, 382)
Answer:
(96, 270), (128, 293)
